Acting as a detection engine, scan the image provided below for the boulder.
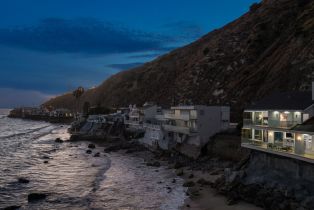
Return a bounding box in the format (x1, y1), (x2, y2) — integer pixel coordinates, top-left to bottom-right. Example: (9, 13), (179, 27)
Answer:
(176, 169), (184, 176)
(187, 186), (200, 197)
(183, 181), (195, 187)
(301, 196), (314, 209)
(197, 178), (212, 186)
(55, 138), (63, 143)
(3, 206), (21, 210)
(86, 150), (92, 154)
(188, 174), (194, 179)
(88, 144), (96, 149)
(18, 177), (29, 184)
(172, 179), (176, 183)
(146, 161), (161, 167)
(42, 155), (50, 159)
(174, 161), (184, 169)
(43, 160), (48, 164)
(28, 193), (47, 202)
(93, 152), (100, 157)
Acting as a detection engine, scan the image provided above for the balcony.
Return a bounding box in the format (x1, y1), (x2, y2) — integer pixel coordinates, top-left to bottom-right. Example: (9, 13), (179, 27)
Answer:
(143, 123), (161, 130)
(243, 119), (268, 126)
(268, 120), (298, 128)
(162, 124), (197, 135)
(164, 113), (197, 121)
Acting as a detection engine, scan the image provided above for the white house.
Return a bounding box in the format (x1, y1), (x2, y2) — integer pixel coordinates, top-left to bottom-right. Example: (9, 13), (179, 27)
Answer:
(161, 105), (230, 158)
(242, 83), (314, 163)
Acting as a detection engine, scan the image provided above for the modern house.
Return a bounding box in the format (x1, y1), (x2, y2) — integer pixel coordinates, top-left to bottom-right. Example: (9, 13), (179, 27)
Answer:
(124, 103), (162, 131)
(242, 84), (314, 162)
(162, 105), (230, 158)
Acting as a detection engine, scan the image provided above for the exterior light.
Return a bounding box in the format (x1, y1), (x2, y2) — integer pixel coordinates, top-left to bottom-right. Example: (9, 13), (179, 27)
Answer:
(284, 111), (290, 114)
(297, 136), (302, 141)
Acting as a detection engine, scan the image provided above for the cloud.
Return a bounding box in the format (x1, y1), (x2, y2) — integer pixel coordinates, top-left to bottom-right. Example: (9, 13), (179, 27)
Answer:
(0, 18), (172, 55)
(0, 88), (53, 108)
(162, 21), (205, 40)
(107, 62), (144, 70)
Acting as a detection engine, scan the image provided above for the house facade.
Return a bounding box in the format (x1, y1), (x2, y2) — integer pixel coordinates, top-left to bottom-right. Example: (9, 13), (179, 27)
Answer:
(242, 88), (314, 162)
(162, 105), (230, 158)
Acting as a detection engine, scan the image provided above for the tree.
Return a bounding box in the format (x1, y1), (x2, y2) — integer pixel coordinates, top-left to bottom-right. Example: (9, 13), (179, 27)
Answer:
(72, 86), (85, 114)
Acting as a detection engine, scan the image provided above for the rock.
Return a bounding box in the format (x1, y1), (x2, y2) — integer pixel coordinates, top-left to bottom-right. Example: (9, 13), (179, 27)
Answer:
(183, 181), (195, 187)
(187, 186), (200, 197)
(301, 196), (314, 209)
(28, 193), (47, 202)
(227, 198), (238, 205)
(146, 161), (161, 167)
(210, 168), (223, 175)
(88, 144), (96, 149)
(186, 204), (190, 208)
(176, 169), (184, 176)
(174, 161), (184, 169)
(43, 160), (48, 164)
(3, 205), (21, 210)
(42, 155), (50, 159)
(18, 177), (29, 184)
(197, 178), (212, 186)
(86, 150), (92, 154)
(188, 174), (194, 179)
(94, 152), (100, 157)
(172, 179), (176, 183)
(55, 138), (63, 143)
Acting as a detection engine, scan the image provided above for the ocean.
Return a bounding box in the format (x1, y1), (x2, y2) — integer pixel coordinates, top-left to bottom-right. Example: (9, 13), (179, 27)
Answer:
(0, 109), (186, 210)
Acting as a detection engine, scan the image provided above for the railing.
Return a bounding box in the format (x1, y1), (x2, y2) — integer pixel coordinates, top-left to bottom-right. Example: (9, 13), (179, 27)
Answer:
(268, 120), (298, 128)
(143, 123), (161, 130)
(243, 119), (268, 126)
(124, 120), (141, 126)
(162, 124), (197, 134)
(164, 113), (192, 121)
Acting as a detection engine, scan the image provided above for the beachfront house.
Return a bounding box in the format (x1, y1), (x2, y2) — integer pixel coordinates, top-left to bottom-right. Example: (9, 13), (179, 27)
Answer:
(124, 103), (161, 131)
(139, 108), (172, 150)
(162, 105), (230, 158)
(241, 83), (314, 162)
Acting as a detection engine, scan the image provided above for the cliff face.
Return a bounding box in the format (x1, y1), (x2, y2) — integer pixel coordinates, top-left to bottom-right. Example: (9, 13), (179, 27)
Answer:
(44, 0), (314, 121)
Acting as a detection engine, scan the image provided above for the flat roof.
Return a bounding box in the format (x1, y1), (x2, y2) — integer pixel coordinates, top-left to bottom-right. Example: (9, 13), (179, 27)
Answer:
(247, 91), (313, 111)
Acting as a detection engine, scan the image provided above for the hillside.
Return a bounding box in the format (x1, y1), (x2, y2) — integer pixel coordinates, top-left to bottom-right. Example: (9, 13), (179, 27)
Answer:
(44, 0), (314, 121)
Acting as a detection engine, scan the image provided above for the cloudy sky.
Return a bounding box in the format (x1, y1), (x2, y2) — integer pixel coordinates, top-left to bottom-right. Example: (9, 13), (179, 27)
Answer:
(0, 0), (259, 108)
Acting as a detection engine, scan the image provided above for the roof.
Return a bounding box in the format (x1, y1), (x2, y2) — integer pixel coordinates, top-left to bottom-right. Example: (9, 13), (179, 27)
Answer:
(247, 91), (313, 111)
(292, 117), (314, 133)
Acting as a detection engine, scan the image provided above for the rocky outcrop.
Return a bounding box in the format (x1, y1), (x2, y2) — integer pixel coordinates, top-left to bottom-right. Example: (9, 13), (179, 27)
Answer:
(44, 0), (314, 121)
(213, 151), (314, 209)
(27, 193), (47, 202)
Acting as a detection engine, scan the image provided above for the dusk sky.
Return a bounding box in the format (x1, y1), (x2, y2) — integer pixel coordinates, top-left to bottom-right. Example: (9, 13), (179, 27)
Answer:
(0, 0), (259, 108)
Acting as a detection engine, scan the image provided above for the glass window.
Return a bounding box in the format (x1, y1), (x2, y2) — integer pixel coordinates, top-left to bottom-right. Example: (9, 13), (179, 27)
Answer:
(274, 132), (283, 142)
(254, 129), (262, 140)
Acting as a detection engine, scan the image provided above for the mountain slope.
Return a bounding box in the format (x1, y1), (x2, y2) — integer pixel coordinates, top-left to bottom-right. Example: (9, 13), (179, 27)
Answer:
(44, 0), (314, 121)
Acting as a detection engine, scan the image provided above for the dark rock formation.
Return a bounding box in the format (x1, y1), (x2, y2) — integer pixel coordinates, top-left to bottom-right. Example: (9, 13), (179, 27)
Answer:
(88, 144), (96, 149)
(146, 161), (161, 167)
(17, 177), (29, 184)
(183, 181), (196, 187)
(27, 193), (47, 202)
(3, 205), (21, 210)
(55, 138), (63, 143)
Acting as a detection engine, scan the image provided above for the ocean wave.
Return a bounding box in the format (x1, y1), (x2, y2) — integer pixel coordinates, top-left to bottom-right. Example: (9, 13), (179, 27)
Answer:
(0, 125), (53, 139)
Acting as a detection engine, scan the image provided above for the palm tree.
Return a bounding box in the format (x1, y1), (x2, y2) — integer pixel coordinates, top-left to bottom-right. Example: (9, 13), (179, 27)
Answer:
(72, 86), (85, 115)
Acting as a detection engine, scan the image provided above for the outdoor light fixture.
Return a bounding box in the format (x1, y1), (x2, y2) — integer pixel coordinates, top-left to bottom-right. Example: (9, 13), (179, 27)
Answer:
(284, 111), (290, 114)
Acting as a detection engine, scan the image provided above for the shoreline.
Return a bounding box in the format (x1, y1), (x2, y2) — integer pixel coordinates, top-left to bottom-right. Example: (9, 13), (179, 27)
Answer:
(80, 137), (261, 210)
